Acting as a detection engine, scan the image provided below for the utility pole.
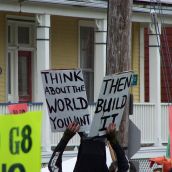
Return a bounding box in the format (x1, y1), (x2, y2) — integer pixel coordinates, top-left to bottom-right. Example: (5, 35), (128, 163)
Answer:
(106, 0), (133, 147)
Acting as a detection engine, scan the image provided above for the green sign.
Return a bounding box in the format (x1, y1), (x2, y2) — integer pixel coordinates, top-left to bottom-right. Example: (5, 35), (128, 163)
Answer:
(0, 111), (42, 172)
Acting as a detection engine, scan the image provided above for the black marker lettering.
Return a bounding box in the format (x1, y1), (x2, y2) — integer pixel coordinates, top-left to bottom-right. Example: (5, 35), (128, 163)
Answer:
(110, 78), (119, 94)
(95, 99), (104, 113)
(78, 97), (88, 109)
(99, 115), (110, 131)
(117, 77), (126, 91)
(56, 119), (64, 128)
(57, 99), (65, 111)
(111, 113), (119, 123)
(50, 73), (59, 84)
(50, 117), (57, 130)
(46, 99), (57, 113)
(74, 70), (83, 81)
(64, 98), (73, 111)
(42, 71), (49, 84)
(103, 79), (111, 95)
(63, 72), (73, 83)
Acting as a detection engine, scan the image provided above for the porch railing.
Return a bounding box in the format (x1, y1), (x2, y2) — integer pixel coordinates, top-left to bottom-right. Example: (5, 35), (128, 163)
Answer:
(0, 102), (43, 114)
(0, 102), (170, 146)
(130, 103), (156, 144)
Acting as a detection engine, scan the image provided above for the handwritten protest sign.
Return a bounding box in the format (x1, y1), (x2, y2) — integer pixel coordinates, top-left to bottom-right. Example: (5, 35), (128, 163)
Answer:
(41, 69), (90, 132)
(7, 103), (28, 114)
(0, 111), (42, 172)
(89, 71), (133, 137)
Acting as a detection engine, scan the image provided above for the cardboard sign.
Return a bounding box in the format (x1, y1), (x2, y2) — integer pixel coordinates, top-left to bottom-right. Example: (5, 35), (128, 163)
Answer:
(0, 111), (42, 172)
(41, 69), (90, 132)
(89, 71), (133, 137)
(8, 103), (28, 114)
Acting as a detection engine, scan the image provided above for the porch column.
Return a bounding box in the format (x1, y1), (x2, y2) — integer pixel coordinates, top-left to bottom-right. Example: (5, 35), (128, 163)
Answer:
(94, 19), (107, 101)
(149, 23), (162, 146)
(36, 14), (51, 152)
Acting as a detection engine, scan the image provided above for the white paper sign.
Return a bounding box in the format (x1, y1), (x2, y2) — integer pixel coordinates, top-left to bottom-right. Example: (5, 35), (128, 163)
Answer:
(89, 71), (133, 137)
(41, 69), (90, 132)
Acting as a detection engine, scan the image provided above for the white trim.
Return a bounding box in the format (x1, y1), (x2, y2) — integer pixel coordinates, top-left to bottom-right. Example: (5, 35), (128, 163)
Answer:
(2, 2), (172, 23)
(140, 25), (145, 102)
(14, 50), (19, 102)
(94, 19), (107, 102)
(0, 2), (106, 19)
(18, 47), (36, 51)
(132, 11), (172, 24)
(25, 0), (107, 9)
(132, 146), (166, 159)
(7, 15), (35, 22)
(149, 23), (162, 146)
(36, 14), (51, 151)
(78, 20), (96, 28)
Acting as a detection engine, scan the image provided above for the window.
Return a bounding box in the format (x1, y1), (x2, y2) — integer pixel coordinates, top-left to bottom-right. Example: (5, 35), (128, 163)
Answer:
(8, 25), (11, 44)
(18, 26), (30, 44)
(80, 26), (94, 103)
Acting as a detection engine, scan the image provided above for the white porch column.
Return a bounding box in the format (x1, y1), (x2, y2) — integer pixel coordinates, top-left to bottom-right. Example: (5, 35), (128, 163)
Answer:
(94, 19), (107, 101)
(149, 23), (162, 146)
(36, 14), (51, 152)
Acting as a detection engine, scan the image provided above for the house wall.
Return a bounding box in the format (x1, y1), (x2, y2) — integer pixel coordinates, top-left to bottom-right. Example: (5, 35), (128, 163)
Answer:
(0, 13), (6, 103)
(132, 23), (140, 102)
(51, 16), (78, 69)
(144, 26), (172, 103)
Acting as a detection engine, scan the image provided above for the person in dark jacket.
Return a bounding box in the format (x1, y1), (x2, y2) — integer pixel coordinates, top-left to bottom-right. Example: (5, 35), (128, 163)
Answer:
(48, 122), (80, 172)
(48, 122), (129, 172)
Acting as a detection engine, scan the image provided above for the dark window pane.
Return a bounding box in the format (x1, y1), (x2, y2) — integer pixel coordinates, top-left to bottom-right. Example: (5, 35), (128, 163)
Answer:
(8, 26), (11, 44)
(80, 27), (94, 103)
(18, 27), (29, 44)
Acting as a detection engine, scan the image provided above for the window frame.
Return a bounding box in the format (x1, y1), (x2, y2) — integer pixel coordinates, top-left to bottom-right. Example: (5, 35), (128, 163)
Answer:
(78, 20), (95, 103)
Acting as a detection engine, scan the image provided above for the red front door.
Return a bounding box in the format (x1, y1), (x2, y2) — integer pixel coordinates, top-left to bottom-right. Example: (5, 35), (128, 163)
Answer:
(18, 51), (32, 102)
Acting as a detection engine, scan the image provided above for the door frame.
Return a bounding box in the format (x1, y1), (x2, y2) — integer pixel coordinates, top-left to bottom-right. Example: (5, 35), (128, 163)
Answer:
(7, 16), (35, 103)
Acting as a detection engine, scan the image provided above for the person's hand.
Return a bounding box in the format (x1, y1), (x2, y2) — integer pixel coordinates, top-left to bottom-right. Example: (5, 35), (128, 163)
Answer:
(106, 122), (116, 134)
(63, 122), (80, 140)
(67, 121), (80, 133)
(106, 123), (117, 144)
